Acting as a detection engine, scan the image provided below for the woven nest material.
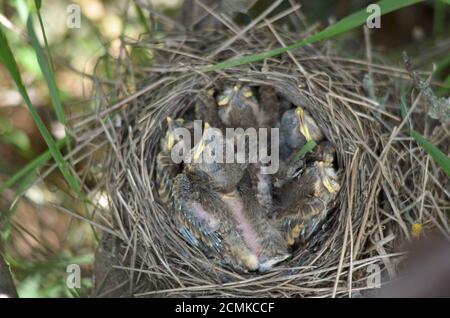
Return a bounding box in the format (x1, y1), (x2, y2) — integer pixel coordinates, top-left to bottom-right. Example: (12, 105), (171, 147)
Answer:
(74, 26), (450, 297)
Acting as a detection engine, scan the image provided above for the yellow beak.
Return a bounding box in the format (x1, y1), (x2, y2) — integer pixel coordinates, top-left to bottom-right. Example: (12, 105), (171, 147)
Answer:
(318, 162), (336, 194)
(296, 107), (312, 141)
(166, 117), (175, 151)
(192, 122), (210, 161)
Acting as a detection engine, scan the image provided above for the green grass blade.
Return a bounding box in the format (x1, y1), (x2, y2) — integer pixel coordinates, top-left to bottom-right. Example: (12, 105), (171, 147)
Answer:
(0, 170), (37, 243)
(400, 96), (408, 120)
(16, 1), (68, 146)
(135, 3), (151, 33)
(401, 96), (450, 178)
(202, 0), (423, 72)
(26, 17), (66, 131)
(28, 12), (72, 155)
(34, 0), (55, 74)
(411, 129), (450, 178)
(435, 55), (450, 78)
(400, 95), (413, 129)
(0, 130), (33, 158)
(0, 27), (80, 193)
(433, 0), (447, 36)
(293, 140), (317, 162)
(437, 73), (450, 96)
(0, 138), (62, 244)
(34, 0), (42, 10)
(0, 138), (67, 195)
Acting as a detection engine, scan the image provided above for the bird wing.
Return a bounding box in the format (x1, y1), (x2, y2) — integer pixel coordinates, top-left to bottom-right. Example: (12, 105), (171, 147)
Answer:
(172, 173), (223, 254)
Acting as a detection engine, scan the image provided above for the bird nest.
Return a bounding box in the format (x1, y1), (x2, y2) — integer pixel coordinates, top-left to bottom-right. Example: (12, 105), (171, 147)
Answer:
(73, 26), (449, 297)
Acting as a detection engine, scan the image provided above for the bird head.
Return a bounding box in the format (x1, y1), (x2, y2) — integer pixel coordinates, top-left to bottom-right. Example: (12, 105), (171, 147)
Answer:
(161, 117), (186, 152)
(217, 85), (257, 110)
(187, 122), (247, 193)
(295, 106), (324, 142)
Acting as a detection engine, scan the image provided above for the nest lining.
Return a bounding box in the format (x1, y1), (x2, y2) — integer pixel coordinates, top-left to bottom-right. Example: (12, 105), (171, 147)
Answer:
(76, 27), (450, 297)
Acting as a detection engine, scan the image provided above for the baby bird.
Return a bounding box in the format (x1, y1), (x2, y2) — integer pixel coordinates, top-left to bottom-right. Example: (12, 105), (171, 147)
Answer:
(173, 122), (258, 271)
(247, 163), (273, 209)
(158, 85), (342, 272)
(156, 117), (189, 204)
(274, 140), (337, 189)
(275, 106), (325, 188)
(237, 171), (290, 271)
(257, 86), (280, 128)
(216, 85), (260, 129)
(279, 106), (324, 160)
(185, 122), (247, 193)
(304, 141), (336, 164)
(172, 123), (289, 271)
(194, 88), (223, 129)
(172, 173), (258, 271)
(278, 160), (340, 247)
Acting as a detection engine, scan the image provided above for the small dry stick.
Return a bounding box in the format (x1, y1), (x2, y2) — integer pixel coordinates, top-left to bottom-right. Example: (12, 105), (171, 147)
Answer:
(403, 52), (450, 122)
(363, 26), (377, 103)
(207, 0), (284, 59)
(0, 254), (18, 298)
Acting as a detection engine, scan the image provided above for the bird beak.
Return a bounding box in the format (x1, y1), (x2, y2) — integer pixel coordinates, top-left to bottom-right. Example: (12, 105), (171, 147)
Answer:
(318, 162), (336, 194)
(296, 107), (312, 141)
(193, 139), (204, 162)
(242, 86), (253, 98)
(217, 86), (240, 107)
(166, 117), (175, 151)
(192, 122), (210, 161)
(217, 95), (230, 107)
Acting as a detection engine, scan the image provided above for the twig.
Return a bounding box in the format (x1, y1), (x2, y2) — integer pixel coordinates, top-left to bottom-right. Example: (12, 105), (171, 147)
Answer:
(0, 254), (18, 298)
(207, 0), (284, 59)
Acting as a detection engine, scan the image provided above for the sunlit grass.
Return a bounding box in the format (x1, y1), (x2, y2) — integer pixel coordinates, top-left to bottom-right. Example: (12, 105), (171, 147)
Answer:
(0, 27), (80, 193)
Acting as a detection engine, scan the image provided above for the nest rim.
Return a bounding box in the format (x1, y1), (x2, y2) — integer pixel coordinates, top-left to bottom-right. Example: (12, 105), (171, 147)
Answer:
(78, 27), (449, 298)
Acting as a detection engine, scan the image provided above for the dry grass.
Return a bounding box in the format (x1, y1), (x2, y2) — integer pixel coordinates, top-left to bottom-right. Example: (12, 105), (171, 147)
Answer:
(63, 8), (450, 297)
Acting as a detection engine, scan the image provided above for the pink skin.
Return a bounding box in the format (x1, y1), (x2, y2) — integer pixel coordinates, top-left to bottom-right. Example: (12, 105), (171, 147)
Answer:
(192, 202), (218, 228)
(190, 192), (262, 258)
(220, 191), (262, 256)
